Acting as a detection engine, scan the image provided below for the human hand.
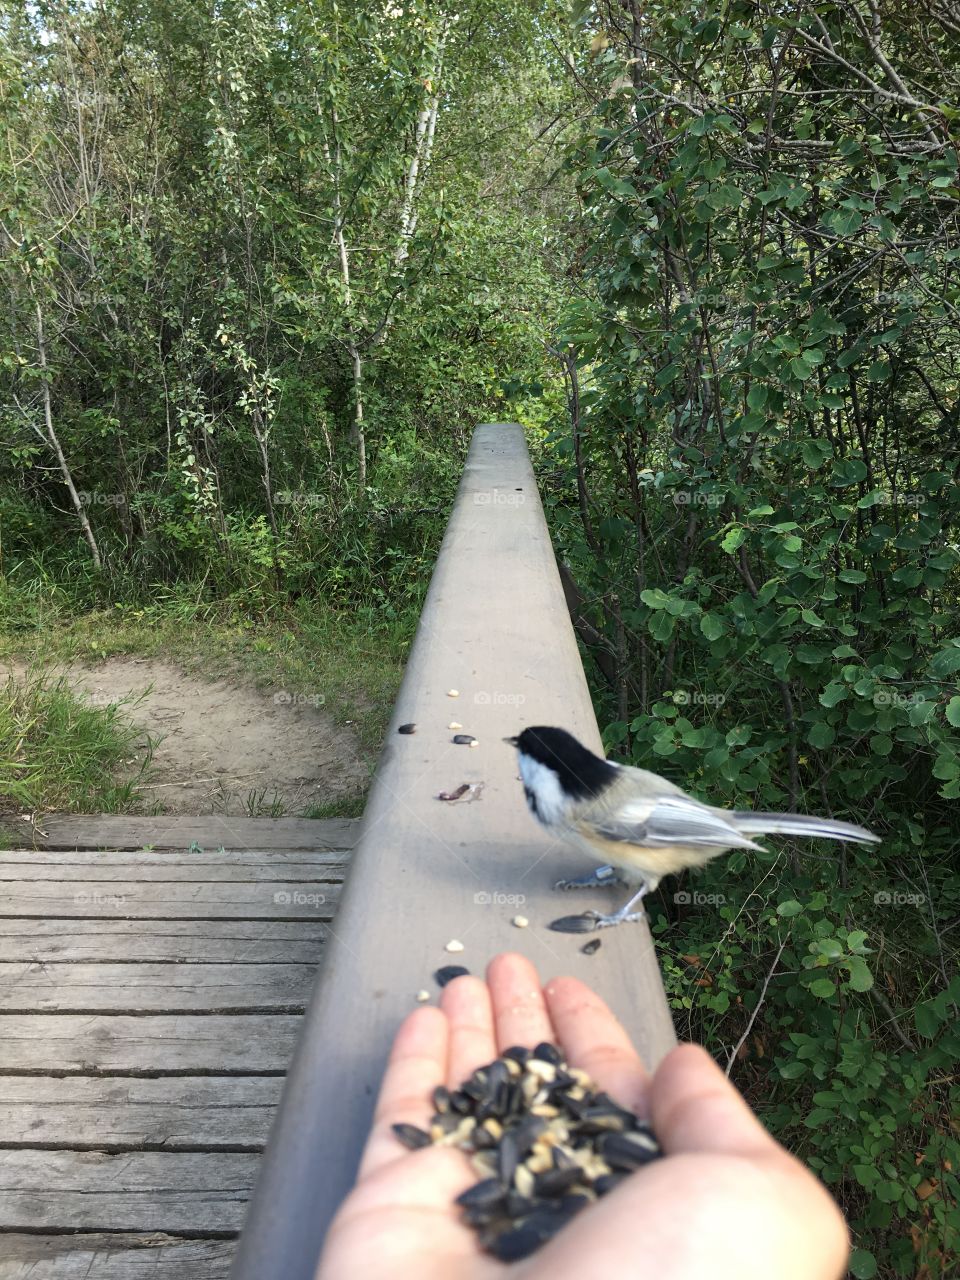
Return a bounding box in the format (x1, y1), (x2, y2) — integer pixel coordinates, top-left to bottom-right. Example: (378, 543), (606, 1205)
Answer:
(317, 952), (848, 1280)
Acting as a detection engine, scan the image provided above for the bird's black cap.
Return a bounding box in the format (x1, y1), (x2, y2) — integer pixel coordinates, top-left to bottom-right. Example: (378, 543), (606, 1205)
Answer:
(510, 726), (618, 800)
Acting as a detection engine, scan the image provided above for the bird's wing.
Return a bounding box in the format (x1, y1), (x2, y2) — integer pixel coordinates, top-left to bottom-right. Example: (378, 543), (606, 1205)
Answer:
(595, 796), (765, 850)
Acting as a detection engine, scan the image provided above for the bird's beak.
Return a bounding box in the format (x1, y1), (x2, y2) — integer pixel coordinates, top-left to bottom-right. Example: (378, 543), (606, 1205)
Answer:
(503, 736), (519, 747)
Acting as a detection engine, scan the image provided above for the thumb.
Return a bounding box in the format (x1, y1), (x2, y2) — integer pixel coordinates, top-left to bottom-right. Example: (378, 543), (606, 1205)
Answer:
(650, 1043), (783, 1158)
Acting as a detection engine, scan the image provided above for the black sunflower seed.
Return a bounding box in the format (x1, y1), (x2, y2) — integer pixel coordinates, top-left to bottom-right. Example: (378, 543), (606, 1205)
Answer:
(497, 1129), (519, 1187)
(598, 1130), (662, 1170)
(448, 1089), (472, 1115)
(532, 1041), (562, 1065)
(533, 1166), (584, 1197)
(502, 1045), (530, 1066)
(548, 912), (599, 933)
(581, 938), (602, 955)
(434, 965), (470, 987)
(432, 1085), (451, 1114)
(487, 1220), (544, 1263)
(456, 1177), (507, 1212)
(392, 1122), (431, 1150)
(397, 723), (417, 734)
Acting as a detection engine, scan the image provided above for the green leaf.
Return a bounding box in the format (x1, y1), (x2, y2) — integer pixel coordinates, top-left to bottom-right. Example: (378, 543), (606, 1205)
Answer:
(809, 978), (836, 998)
(844, 956), (874, 992)
(700, 613), (725, 641)
(721, 527), (746, 554)
(777, 899), (803, 917)
(808, 721), (836, 749)
(849, 1249), (878, 1279)
(946, 697), (960, 728)
(820, 683), (848, 708)
(914, 1001), (942, 1039)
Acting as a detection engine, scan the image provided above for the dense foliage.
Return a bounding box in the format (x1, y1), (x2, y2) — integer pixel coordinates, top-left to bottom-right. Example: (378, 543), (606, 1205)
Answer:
(538, 3), (959, 1275)
(0, 0), (566, 607)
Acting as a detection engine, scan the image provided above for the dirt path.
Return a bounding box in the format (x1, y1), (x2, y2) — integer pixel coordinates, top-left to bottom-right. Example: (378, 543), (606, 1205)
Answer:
(2, 657), (369, 816)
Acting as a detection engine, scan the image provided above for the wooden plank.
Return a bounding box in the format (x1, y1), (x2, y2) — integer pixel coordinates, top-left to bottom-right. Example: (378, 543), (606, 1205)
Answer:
(0, 1015), (299, 1072)
(0, 918), (325, 964)
(0, 815), (360, 851)
(233, 424), (678, 1280)
(0, 1150), (257, 1232)
(0, 850), (350, 879)
(0, 1234), (233, 1280)
(0, 963), (316, 1013)
(0, 880), (341, 919)
(0, 1075), (281, 1148)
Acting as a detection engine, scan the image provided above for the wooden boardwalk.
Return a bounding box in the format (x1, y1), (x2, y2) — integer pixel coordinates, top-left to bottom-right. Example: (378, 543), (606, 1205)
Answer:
(0, 817), (359, 1279)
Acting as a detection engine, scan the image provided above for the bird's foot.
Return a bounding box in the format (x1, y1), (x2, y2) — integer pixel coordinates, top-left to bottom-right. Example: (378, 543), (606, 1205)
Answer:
(553, 864), (625, 892)
(591, 908), (646, 930)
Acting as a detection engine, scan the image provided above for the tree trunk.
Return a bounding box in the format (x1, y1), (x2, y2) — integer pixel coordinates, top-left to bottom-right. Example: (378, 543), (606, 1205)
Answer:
(34, 302), (103, 572)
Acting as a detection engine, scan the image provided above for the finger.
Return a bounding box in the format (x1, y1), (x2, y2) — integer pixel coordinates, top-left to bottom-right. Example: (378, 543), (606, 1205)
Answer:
(650, 1043), (776, 1157)
(543, 975), (649, 1114)
(486, 952), (554, 1052)
(356, 1005), (448, 1179)
(440, 974), (496, 1089)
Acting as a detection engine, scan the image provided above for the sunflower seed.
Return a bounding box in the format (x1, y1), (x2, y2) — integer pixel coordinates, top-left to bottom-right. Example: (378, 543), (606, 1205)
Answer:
(456, 1177), (506, 1212)
(445, 938), (465, 953)
(548, 913), (600, 934)
(581, 938), (602, 956)
(397, 723), (416, 734)
(433, 965), (470, 987)
(392, 1122), (431, 1151)
(598, 1130), (662, 1170)
(452, 734), (477, 746)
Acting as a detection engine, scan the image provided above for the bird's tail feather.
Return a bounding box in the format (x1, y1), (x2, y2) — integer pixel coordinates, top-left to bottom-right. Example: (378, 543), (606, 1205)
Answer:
(732, 811), (879, 843)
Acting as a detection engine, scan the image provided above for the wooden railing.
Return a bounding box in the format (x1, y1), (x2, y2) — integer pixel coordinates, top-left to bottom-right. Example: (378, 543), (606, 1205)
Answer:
(229, 422), (676, 1280)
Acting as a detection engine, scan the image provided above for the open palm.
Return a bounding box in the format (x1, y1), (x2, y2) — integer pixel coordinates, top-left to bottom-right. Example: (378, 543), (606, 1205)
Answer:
(318, 953), (848, 1280)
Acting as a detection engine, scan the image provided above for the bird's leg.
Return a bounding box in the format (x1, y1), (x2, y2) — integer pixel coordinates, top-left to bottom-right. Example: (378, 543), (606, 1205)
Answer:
(585, 882), (650, 929)
(554, 864), (626, 892)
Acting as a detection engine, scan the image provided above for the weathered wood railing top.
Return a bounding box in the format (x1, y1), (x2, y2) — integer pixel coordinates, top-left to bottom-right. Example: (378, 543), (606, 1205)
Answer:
(230, 422), (676, 1280)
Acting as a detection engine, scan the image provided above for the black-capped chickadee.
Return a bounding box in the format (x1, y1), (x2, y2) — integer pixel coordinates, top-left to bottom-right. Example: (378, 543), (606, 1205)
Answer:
(506, 726), (879, 931)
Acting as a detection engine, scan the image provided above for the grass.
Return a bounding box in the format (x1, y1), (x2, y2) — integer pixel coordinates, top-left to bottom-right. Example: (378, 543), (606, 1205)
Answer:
(0, 581), (413, 817)
(0, 672), (153, 815)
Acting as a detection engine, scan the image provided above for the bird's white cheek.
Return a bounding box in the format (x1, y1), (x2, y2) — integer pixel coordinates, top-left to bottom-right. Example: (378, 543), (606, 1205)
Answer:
(518, 755), (569, 826)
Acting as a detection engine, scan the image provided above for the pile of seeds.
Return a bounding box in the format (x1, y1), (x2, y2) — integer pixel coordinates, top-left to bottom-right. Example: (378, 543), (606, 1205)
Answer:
(393, 1041), (662, 1261)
